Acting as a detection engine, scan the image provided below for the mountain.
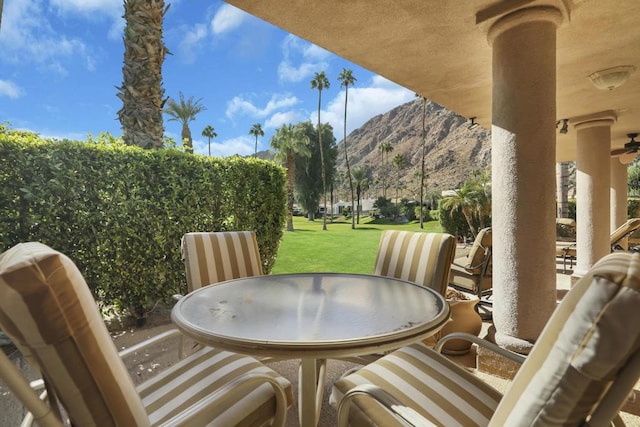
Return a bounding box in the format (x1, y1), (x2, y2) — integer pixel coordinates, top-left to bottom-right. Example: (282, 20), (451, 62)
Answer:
(336, 98), (491, 199)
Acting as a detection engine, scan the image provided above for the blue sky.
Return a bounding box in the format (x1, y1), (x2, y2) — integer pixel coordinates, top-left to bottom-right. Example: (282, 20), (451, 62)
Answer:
(0, 0), (415, 157)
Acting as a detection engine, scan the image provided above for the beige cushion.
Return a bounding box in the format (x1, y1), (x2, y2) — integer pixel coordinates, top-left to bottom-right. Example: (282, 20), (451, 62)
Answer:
(374, 231), (457, 296)
(464, 228), (492, 274)
(0, 242), (293, 426)
(490, 252), (640, 425)
(334, 252), (640, 426)
(181, 231), (263, 292)
(332, 342), (502, 426)
(0, 242), (149, 426)
(139, 346), (293, 426)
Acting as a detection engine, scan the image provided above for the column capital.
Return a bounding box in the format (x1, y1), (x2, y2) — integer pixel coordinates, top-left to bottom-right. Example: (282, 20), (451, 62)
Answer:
(571, 110), (617, 131)
(487, 6), (563, 45)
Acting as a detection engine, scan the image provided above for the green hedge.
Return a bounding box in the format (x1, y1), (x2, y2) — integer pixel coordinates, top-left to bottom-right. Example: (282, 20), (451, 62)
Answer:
(0, 131), (287, 318)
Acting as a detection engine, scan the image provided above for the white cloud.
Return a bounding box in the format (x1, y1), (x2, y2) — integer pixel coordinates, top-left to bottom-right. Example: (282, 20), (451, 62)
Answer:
(278, 35), (329, 83)
(0, 0), (92, 72)
(49, 0), (124, 40)
(302, 43), (331, 61)
(265, 111), (305, 129)
(226, 93), (299, 120)
(194, 136), (254, 157)
(49, 0), (120, 15)
(211, 4), (246, 35)
(315, 76), (414, 137)
(177, 24), (209, 64)
(0, 80), (23, 99)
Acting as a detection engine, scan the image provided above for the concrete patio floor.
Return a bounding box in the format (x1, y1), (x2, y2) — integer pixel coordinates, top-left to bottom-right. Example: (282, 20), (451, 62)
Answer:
(1, 258), (639, 426)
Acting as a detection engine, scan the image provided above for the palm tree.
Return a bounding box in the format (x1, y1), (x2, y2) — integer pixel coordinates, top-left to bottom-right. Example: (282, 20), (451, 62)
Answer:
(442, 181), (480, 238)
(338, 68), (357, 229)
(201, 125), (217, 156)
(351, 167), (369, 224)
(378, 140), (394, 198)
(392, 153), (406, 205)
(311, 71), (330, 231)
(470, 170), (492, 228)
(271, 124), (311, 231)
(249, 123), (264, 158)
(164, 92), (206, 154)
(117, 0), (168, 149)
(416, 94), (428, 228)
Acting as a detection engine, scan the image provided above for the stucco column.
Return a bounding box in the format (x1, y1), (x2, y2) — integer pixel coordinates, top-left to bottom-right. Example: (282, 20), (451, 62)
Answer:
(488, 7), (562, 353)
(573, 115), (615, 277)
(611, 157), (628, 233)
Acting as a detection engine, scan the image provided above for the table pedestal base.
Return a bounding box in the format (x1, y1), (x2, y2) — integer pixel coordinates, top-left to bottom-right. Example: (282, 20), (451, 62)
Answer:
(298, 358), (327, 427)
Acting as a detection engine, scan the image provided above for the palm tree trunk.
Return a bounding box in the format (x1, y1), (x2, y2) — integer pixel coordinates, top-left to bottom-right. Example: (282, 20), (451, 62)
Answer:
(286, 152), (296, 231)
(463, 210), (477, 238)
(118, 0), (167, 149)
(356, 184), (361, 224)
(318, 93), (327, 231)
(182, 123), (193, 153)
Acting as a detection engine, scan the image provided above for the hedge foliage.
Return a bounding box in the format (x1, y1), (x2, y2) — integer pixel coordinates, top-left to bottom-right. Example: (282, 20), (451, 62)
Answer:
(0, 129), (287, 318)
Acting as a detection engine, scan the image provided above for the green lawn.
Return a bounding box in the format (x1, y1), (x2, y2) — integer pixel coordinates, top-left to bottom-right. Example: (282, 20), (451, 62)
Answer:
(271, 215), (443, 274)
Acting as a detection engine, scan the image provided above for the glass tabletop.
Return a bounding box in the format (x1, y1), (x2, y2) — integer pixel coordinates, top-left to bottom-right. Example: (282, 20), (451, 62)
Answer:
(172, 273), (449, 357)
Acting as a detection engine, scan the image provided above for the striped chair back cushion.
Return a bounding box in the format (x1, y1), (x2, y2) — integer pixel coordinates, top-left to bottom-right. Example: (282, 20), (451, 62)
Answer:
(181, 231), (263, 292)
(0, 242), (149, 426)
(374, 231), (457, 296)
(490, 252), (640, 426)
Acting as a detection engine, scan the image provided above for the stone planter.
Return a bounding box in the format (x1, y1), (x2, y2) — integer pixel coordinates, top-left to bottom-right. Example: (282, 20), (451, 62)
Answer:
(439, 296), (483, 355)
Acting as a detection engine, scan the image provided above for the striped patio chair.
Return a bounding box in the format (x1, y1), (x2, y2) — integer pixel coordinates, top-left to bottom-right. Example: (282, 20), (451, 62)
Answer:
(0, 242), (293, 426)
(449, 227), (492, 300)
(374, 231), (457, 297)
(181, 231), (263, 292)
(332, 251), (640, 426)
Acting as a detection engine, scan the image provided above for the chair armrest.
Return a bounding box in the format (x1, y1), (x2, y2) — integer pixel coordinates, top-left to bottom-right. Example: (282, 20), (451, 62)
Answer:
(434, 332), (526, 364)
(337, 383), (436, 427)
(118, 328), (185, 361)
(0, 350), (62, 427)
(452, 247), (491, 272)
(158, 371), (290, 427)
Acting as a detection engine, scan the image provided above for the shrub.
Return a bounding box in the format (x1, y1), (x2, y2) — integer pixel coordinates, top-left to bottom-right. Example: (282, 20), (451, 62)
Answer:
(629, 198), (640, 218)
(0, 131), (286, 318)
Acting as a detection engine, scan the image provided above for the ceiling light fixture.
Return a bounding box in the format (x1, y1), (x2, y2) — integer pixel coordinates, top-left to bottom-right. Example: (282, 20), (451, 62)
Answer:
(556, 119), (569, 134)
(588, 65), (635, 91)
(468, 117), (478, 130)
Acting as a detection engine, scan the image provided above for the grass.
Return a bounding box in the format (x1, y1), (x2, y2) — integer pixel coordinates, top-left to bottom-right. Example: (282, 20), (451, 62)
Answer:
(271, 215), (443, 274)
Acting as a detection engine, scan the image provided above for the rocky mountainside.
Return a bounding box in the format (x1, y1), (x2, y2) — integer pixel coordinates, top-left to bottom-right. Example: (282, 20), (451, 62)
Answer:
(336, 98), (491, 199)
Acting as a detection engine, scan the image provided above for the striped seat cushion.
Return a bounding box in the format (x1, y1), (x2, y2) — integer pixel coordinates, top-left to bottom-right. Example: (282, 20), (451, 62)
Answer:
(374, 231), (457, 297)
(140, 346), (294, 426)
(181, 231), (263, 292)
(332, 342), (502, 426)
(0, 242), (293, 426)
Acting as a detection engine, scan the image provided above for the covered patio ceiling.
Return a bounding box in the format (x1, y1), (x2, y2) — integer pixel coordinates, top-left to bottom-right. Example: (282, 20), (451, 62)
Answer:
(226, 0), (640, 163)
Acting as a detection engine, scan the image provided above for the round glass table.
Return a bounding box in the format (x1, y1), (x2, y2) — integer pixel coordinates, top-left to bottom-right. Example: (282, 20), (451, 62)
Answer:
(171, 273), (449, 427)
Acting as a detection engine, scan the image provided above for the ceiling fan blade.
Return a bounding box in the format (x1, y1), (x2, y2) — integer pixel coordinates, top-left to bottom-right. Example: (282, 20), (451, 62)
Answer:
(611, 147), (629, 156)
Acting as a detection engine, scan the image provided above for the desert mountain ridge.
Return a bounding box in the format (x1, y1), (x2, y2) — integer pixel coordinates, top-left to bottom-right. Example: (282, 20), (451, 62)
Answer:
(258, 98), (492, 200)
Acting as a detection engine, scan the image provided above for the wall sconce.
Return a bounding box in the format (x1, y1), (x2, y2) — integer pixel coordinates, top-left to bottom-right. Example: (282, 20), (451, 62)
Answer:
(556, 119), (568, 134)
(588, 65), (635, 91)
(468, 117), (478, 130)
